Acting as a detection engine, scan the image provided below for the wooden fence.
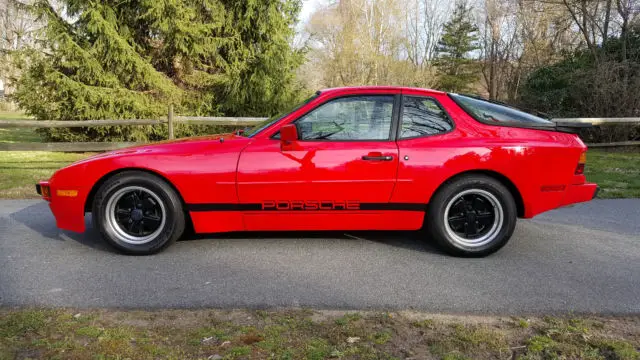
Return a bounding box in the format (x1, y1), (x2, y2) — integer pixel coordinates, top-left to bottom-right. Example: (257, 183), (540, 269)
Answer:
(0, 105), (639, 151)
(0, 105), (267, 152)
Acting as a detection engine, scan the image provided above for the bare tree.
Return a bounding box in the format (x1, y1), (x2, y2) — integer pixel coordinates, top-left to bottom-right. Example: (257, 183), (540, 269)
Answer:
(479, 0), (522, 99)
(0, 0), (41, 96)
(405, 0), (453, 68)
(616, 0), (640, 60)
(303, 0), (638, 108)
(306, 0), (415, 87)
(0, 0), (41, 52)
(533, 0), (637, 60)
(476, 0), (587, 100)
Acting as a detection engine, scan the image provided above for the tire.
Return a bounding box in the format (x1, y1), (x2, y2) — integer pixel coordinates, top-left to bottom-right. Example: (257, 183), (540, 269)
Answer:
(92, 171), (185, 255)
(426, 175), (517, 257)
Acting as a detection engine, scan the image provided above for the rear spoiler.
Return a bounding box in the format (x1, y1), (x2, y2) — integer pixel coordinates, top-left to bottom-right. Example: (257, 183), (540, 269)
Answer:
(487, 121), (593, 134)
(552, 121), (593, 134)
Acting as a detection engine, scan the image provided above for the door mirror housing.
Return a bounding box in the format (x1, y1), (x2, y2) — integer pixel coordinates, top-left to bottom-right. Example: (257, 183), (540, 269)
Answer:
(280, 124), (299, 149)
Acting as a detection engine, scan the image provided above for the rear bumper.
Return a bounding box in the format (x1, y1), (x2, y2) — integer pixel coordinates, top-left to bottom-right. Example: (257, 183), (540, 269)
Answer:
(560, 182), (599, 207)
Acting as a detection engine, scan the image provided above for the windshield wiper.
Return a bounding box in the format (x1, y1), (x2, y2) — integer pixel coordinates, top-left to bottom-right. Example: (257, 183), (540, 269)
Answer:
(314, 130), (342, 140)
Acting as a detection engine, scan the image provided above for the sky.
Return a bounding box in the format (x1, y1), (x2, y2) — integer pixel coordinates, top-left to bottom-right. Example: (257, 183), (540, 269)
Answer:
(299, 0), (323, 27)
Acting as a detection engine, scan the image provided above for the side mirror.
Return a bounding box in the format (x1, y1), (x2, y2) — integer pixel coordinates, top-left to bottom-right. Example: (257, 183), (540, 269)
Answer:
(280, 124), (299, 150)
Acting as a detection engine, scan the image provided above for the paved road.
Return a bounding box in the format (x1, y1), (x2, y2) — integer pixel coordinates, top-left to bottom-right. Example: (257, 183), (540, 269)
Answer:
(0, 199), (638, 314)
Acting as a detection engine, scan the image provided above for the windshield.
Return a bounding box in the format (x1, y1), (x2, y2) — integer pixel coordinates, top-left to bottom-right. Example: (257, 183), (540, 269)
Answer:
(449, 94), (552, 125)
(244, 94), (320, 137)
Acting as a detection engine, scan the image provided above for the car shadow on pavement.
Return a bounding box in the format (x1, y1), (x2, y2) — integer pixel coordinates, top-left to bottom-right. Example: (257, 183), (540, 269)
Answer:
(183, 230), (444, 255)
(8, 201), (114, 253)
(9, 201), (443, 255)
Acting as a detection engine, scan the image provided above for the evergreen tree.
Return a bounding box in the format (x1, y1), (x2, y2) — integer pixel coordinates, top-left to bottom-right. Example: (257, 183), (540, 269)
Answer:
(434, 0), (479, 93)
(13, 0), (305, 142)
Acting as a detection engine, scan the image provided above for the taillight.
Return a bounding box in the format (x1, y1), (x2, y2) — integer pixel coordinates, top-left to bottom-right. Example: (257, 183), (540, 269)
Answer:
(575, 152), (586, 175)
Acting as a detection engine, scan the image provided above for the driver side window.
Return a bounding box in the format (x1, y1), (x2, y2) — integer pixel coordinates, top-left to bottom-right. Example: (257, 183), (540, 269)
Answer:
(294, 96), (394, 141)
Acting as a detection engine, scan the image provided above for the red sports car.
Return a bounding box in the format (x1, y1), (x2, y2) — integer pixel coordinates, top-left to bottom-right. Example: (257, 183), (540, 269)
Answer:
(37, 86), (598, 256)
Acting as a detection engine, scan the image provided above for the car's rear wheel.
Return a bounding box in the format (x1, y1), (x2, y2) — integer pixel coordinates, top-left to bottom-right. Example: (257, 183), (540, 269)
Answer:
(426, 175), (517, 257)
(92, 171), (185, 255)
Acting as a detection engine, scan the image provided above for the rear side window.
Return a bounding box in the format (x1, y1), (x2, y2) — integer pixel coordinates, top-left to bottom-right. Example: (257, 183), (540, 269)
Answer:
(450, 94), (552, 124)
(400, 97), (453, 138)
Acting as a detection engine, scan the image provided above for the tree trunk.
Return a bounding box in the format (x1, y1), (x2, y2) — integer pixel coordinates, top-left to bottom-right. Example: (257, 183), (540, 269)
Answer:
(603, 0), (612, 47)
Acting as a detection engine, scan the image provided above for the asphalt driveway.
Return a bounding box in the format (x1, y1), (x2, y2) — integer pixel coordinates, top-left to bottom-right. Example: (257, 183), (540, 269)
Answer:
(0, 199), (638, 314)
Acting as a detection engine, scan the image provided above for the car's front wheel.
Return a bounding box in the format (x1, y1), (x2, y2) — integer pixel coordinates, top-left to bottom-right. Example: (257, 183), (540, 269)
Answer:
(92, 171), (185, 255)
(426, 175), (517, 257)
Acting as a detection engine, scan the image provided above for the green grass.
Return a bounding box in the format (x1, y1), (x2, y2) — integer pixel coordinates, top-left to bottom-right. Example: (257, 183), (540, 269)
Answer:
(586, 149), (640, 198)
(0, 110), (42, 144)
(0, 111), (30, 120)
(0, 151), (95, 198)
(0, 309), (638, 360)
(0, 111), (85, 199)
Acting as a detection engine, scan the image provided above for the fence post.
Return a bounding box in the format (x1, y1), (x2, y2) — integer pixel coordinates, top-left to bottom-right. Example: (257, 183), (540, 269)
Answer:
(168, 104), (174, 140)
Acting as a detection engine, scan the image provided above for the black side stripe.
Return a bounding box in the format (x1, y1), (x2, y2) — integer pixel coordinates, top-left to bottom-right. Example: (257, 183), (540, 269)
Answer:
(187, 203), (262, 211)
(360, 203), (425, 211)
(186, 203), (426, 212)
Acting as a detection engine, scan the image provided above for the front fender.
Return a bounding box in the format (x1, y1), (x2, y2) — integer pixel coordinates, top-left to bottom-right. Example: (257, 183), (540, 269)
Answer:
(45, 139), (246, 232)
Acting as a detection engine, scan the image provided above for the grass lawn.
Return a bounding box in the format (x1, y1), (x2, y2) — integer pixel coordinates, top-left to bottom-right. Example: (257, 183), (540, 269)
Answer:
(0, 308), (638, 360)
(586, 149), (640, 198)
(0, 110), (41, 143)
(0, 110), (92, 198)
(0, 152), (95, 199)
(0, 111), (30, 120)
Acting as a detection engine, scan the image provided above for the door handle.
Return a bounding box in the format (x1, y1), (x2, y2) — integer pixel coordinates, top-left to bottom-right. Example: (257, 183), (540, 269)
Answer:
(362, 154), (394, 161)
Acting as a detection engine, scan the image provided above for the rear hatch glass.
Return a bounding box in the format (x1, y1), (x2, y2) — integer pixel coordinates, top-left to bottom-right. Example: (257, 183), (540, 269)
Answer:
(449, 94), (590, 134)
(449, 94), (553, 125)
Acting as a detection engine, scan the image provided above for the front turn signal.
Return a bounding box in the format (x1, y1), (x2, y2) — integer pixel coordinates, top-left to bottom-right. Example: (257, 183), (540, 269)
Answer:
(57, 189), (79, 197)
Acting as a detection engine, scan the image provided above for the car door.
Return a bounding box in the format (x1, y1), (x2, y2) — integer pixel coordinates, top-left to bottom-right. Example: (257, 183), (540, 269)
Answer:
(236, 93), (403, 231)
(390, 93), (458, 207)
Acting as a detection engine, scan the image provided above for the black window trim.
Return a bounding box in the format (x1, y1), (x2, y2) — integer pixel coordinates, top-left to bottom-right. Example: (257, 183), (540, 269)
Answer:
(396, 95), (456, 141)
(270, 94), (401, 142)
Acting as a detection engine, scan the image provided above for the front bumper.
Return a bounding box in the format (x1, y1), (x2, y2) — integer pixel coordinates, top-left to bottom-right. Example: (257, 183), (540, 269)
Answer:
(36, 180), (86, 233)
(36, 181), (51, 201)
